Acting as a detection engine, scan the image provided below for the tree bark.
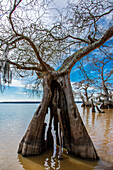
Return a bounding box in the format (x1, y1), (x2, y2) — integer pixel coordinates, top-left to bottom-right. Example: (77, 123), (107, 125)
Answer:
(18, 73), (99, 160)
(91, 99), (96, 112)
(57, 74), (98, 160)
(18, 75), (52, 156)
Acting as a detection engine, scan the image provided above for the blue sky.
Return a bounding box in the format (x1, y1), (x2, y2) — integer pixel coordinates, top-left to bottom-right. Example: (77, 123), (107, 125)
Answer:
(0, 86), (41, 101)
(0, 79), (42, 101)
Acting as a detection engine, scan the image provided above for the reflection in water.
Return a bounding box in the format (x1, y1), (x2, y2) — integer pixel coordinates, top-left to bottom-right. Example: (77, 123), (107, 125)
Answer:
(18, 149), (97, 170)
(79, 104), (113, 165)
(18, 104), (113, 170)
(44, 156), (60, 170)
(1, 104), (113, 169)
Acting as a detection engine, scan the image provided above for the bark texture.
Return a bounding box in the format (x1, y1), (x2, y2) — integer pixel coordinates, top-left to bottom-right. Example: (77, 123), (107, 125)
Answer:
(18, 73), (99, 160)
(18, 75), (52, 156)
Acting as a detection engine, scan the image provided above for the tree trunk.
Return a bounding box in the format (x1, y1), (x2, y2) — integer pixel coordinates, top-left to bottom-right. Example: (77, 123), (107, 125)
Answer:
(18, 73), (99, 160)
(100, 83), (113, 109)
(91, 99), (95, 112)
(85, 88), (89, 103)
(18, 75), (52, 156)
(103, 84), (109, 102)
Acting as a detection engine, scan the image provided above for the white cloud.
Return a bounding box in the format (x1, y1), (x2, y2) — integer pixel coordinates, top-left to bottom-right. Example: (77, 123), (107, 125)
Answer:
(53, 0), (79, 8)
(104, 68), (108, 73)
(53, 0), (68, 8)
(88, 86), (95, 91)
(91, 71), (95, 74)
(5, 78), (43, 90)
(9, 79), (25, 88)
(15, 91), (26, 95)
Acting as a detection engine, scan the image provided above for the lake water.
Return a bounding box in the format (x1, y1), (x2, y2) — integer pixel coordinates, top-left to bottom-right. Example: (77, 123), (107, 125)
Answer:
(0, 103), (113, 170)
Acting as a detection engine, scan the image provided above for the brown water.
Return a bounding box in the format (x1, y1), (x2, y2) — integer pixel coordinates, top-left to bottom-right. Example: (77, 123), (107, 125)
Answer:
(0, 103), (113, 170)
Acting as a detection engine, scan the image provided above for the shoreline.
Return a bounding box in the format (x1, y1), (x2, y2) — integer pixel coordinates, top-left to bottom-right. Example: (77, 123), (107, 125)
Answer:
(0, 101), (82, 104)
(0, 101), (41, 104)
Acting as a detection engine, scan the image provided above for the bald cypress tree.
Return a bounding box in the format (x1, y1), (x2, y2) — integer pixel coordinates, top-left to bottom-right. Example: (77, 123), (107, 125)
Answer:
(0, 0), (113, 160)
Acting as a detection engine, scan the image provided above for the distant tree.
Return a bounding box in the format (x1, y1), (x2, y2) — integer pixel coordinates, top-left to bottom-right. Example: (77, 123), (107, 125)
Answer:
(0, 0), (113, 160)
(78, 54), (113, 108)
(73, 79), (95, 107)
(92, 57), (113, 108)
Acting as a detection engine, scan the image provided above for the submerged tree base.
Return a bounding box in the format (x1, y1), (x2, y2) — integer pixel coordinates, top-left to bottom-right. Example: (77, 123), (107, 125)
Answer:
(81, 102), (92, 107)
(100, 102), (113, 109)
(18, 73), (99, 161)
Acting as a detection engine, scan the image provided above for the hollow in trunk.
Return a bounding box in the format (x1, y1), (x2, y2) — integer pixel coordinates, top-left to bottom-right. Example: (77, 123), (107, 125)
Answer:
(18, 73), (99, 160)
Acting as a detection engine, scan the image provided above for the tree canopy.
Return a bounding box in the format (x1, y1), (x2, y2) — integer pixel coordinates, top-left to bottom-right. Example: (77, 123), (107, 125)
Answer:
(0, 0), (113, 85)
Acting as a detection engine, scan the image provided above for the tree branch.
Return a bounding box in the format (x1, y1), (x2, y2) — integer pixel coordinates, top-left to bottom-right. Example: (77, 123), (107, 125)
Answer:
(60, 25), (113, 73)
(0, 59), (43, 72)
(8, 0), (51, 72)
(96, 9), (113, 19)
(49, 32), (90, 44)
(9, 0), (22, 34)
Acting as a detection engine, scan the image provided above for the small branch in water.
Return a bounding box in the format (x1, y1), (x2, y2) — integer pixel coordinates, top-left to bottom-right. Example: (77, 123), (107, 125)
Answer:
(57, 108), (63, 160)
(96, 105), (105, 113)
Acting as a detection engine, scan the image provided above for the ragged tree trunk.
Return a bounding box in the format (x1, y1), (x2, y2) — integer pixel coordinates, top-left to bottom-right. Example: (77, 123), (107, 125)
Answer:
(18, 73), (99, 160)
(18, 75), (52, 156)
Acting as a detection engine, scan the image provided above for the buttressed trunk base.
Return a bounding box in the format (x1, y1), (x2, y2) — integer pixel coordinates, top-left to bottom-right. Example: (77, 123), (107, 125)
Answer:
(18, 73), (99, 160)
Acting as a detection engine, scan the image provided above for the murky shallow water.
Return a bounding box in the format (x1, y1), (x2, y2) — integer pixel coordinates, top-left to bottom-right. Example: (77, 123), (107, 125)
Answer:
(0, 103), (113, 170)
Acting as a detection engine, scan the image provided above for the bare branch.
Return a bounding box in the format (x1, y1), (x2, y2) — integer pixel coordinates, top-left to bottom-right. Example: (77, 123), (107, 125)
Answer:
(8, 0), (51, 72)
(9, 0), (22, 34)
(0, 59), (43, 72)
(60, 25), (113, 73)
